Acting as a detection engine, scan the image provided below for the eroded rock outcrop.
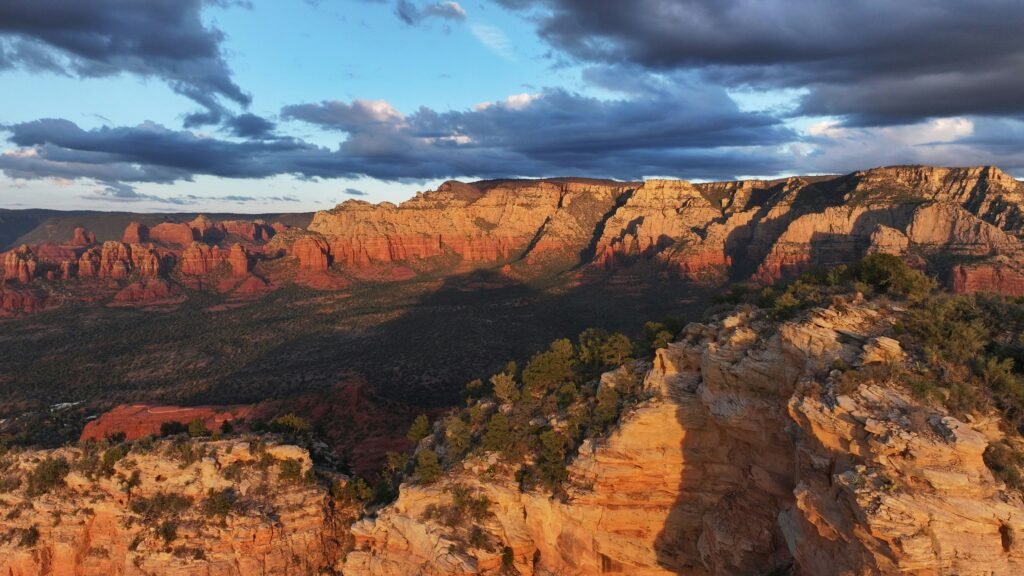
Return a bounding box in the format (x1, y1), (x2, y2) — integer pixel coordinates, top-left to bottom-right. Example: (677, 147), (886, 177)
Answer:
(150, 222), (197, 247)
(3, 245), (38, 283)
(78, 241), (163, 280)
(70, 226), (96, 246)
(344, 302), (1024, 575)
(0, 440), (348, 576)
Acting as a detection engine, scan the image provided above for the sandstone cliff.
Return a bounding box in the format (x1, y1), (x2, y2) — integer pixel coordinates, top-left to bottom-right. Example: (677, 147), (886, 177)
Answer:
(303, 166), (1024, 290)
(343, 300), (1024, 575)
(0, 439), (348, 576)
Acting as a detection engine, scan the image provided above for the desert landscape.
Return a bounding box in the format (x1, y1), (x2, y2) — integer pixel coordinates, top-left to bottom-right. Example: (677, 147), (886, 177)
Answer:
(3, 1), (1024, 574)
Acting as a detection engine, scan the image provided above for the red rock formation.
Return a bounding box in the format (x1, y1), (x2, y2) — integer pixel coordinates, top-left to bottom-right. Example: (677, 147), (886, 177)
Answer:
(227, 243), (251, 276)
(69, 226), (95, 246)
(222, 219), (276, 241)
(80, 404), (255, 440)
(149, 221), (196, 246)
(77, 242), (163, 280)
(291, 236), (332, 271)
(952, 261), (1024, 296)
(122, 221), (148, 244)
(0, 287), (46, 314)
(180, 242), (223, 275)
(309, 180), (633, 270)
(272, 222), (290, 234)
(112, 278), (178, 303)
(179, 243), (249, 276)
(3, 245), (38, 283)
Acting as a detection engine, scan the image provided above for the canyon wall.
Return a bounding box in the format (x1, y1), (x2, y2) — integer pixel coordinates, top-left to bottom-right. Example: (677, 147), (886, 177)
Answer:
(2, 165), (1022, 314)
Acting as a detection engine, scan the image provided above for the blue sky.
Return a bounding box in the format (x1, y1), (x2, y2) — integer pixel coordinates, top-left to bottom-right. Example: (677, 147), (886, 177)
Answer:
(1, 0), (1022, 212)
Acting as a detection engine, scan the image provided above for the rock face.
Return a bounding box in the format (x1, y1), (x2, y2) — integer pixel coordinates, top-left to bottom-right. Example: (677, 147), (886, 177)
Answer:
(304, 166), (1024, 289)
(290, 235), (332, 271)
(122, 222), (149, 244)
(952, 260), (1024, 296)
(70, 226), (96, 246)
(3, 245), (38, 283)
(150, 222), (197, 246)
(0, 439), (348, 576)
(78, 242), (163, 279)
(112, 278), (179, 303)
(344, 302), (1024, 575)
(308, 179), (634, 271)
(180, 243), (251, 277)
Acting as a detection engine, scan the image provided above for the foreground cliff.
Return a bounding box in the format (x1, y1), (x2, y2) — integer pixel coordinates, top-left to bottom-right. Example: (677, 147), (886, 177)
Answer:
(0, 438), (349, 575)
(343, 295), (1024, 575)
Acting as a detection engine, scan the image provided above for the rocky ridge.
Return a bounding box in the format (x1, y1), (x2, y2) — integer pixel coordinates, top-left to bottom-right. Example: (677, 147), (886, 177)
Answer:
(343, 300), (1024, 575)
(0, 439), (349, 576)
(2, 166), (1023, 315)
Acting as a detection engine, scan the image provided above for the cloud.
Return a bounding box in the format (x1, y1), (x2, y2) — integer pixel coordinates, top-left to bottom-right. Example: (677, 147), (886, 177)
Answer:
(395, 1), (467, 25)
(470, 23), (515, 60)
(344, 187), (368, 196)
(0, 78), (794, 188)
(0, 0), (250, 126)
(85, 181), (301, 205)
(495, 0), (1024, 126)
(225, 113), (278, 139)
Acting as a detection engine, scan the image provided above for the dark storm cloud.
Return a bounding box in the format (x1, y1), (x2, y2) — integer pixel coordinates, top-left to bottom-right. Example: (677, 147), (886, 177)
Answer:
(225, 113), (278, 139)
(0, 82), (793, 189)
(0, 0), (250, 126)
(495, 0), (1024, 125)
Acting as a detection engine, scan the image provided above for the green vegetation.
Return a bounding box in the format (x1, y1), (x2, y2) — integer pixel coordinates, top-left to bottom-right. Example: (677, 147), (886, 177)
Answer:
(414, 449), (442, 484)
(187, 419), (211, 438)
(130, 492), (192, 521)
(384, 326), (648, 496)
(270, 413), (312, 434)
(984, 442), (1024, 490)
(406, 414), (431, 444)
(277, 458), (303, 482)
(26, 456), (70, 496)
(202, 488), (238, 517)
(420, 484), (494, 551)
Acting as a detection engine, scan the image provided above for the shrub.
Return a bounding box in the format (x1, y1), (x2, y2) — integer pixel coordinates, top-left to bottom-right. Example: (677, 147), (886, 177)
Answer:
(984, 442), (1024, 490)
(202, 488), (237, 517)
(850, 254), (934, 301)
(159, 421), (187, 437)
(17, 525), (39, 548)
(187, 419), (211, 438)
(270, 413), (311, 434)
(278, 458), (303, 482)
(26, 456), (70, 496)
(406, 414), (431, 444)
(130, 492), (191, 521)
(481, 413), (511, 453)
(444, 417), (471, 461)
(157, 520), (177, 543)
(333, 477), (373, 503)
(522, 339), (576, 398)
(415, 449), (442, 484)
(490, 372), (520, 405)
(592, 385), (620, 433)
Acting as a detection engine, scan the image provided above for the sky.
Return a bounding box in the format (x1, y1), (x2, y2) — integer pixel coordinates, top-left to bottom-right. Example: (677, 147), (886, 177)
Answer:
(1, 0), (1023, 212)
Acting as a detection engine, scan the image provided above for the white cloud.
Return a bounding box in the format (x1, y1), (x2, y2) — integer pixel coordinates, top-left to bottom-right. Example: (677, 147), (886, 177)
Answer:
(470, 23), (515, 60)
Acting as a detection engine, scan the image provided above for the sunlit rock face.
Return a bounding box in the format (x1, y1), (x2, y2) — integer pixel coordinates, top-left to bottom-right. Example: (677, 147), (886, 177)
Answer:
(306, 166), (1024, 291)
(343, 302), (1024, 575)
(0, 440), (350, 576)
